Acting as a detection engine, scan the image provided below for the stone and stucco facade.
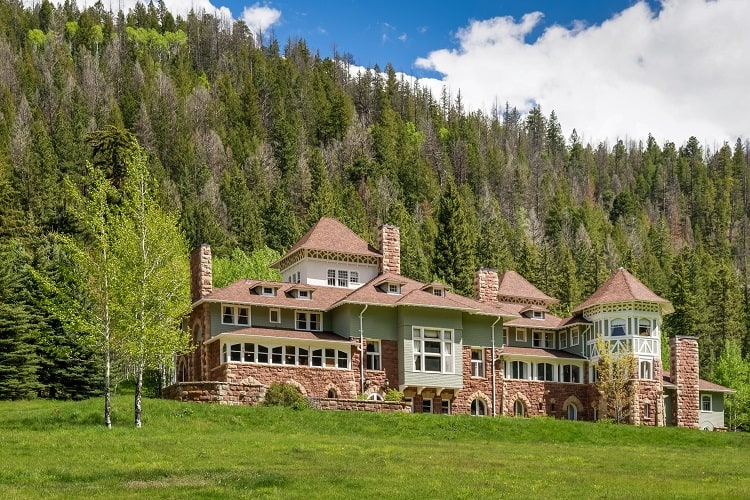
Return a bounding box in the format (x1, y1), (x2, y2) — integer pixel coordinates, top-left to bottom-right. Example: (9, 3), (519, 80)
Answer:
(167, 217), (733, 427)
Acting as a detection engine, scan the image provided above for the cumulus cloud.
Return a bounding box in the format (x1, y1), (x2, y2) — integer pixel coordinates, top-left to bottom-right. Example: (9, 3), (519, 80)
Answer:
(415, 0), (749, 145)
(241, 4), (282, 36)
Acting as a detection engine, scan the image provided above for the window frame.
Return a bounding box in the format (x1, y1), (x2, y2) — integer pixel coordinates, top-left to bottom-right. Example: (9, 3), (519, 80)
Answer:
(327, 269), (336, 286)
(566, 403), (578, 421)
(560, 364), (581, 383)
(701, 394), (712, 412)
(470, 398), (486, 416)
(611, 318), (626, 337)
(515, 328), (527, 342)
(412, 327), (454, 374)
(366, 340), (382, 371)
(560, 331), (568, 349)
(269, 308), (280, 324)
(571, 327), (580, 346)
(221, 304), (250, 326)
(422, 398), (433, 414)
(536, 362), (555, 381)
(295, 310), (322, 331)
(508, 360), (530, 380)
(639, 359), (653, 380)
(471, 348), (485, 378)
(639, 318), (651, 336)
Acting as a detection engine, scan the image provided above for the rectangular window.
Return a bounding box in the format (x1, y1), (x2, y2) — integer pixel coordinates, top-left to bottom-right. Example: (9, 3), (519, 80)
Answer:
(433, 288), (444, 297)
(503, 327), (509, 346)
(561, 364), (581, 383)
(296, 311), (322, 331)
(639, 319), (651, 336)
(244, 343), (255, 363)
(337, 270), (348, 287)
(639, 360), (653, 380)
(441, 400), (450, 415)
(560, 331), (568, 349)
(532, 310), (545, 319)
(412, 327), (454, 374)
(388, 283), (400, 294)
(422, 398), (433, 414)
(271, 346), (283, 364)
(350, 271), (359, 284)
(261, 286), (275, 296)
(533, 331), (543, 347)
(537, 362), (554, 381)
(644, 403), (651, 419)
(702, 395), (712, 412)
(515, 329), (527, 342)
(221, 304), (250, 325)
(571, 328), (580, 346)
(509, 360), (529, 380)
(269, 308), (280, 324)
(471, 348), (484, 377)
(327, 269), (336, 286)
(310, 348), (349, 369)
(230, 343), (242, 361)
(366, 340), (381, 370)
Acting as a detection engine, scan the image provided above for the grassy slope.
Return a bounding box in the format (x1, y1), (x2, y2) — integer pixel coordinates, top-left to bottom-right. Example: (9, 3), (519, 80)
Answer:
(0, 397), (748, 499)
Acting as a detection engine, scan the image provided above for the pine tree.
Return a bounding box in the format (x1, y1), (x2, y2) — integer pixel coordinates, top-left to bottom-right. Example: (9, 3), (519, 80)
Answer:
(432, 179), (477, 296)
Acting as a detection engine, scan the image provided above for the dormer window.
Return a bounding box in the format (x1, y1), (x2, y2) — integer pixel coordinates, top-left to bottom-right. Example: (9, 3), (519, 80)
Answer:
(262, 286), (275, 296)
(532, 310), (545, 320)
(388, 283), (401, 295)
(298, 290), (310, 299)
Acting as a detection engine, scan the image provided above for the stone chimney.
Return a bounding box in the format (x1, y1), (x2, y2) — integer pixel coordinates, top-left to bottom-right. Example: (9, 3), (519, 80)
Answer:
(474, 268), (499, 303)
(670, 336), (699, 429)
(378, 224), (400, 275)
(190, 244), (213, 303)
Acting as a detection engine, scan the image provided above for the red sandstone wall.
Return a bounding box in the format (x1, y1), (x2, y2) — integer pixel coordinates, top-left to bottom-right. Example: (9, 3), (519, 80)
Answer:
(453, 346), (495, 415)
(502, 380), (593, 420)
(671, 337), (699, 428)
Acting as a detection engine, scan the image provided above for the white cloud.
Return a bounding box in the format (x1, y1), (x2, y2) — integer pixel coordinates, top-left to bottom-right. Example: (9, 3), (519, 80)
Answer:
(241, 4), (282, 36)
(415, 0), (750, 145)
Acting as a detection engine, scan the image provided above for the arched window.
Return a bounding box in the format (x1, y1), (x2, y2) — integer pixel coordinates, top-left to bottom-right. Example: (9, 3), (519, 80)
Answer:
(471, 398), (486, 416)
(327, 389), (337, 399)
(178, 360), (187, 382)
(514, 400), (526, 417)
(367, 393), (384, 401)
(611, 319), (626, 336)
(566, 403), (578, 421)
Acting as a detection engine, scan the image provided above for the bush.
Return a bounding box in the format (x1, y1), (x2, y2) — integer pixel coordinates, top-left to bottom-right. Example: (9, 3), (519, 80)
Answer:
(384, 389), (404, 402)
(263, 383), (309, 410)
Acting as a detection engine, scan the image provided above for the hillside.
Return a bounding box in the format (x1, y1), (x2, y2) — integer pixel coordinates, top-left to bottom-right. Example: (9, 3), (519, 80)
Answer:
(0, 397), (748, 498)
(0, 0), (748, 415)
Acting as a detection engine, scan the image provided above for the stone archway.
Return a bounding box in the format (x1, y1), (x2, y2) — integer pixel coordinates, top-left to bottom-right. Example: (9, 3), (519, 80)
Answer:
(562, 395), (583, 420)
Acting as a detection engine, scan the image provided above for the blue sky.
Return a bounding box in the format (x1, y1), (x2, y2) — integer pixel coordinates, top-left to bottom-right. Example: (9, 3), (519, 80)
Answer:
(221, 1), (661, 79)
(42, 1), (749, 145)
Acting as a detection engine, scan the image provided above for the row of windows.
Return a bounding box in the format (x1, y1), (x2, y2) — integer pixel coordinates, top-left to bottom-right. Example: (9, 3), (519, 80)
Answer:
(327, 269), (359, 287)
(603, 318), (654, 337)
(222, 343), (349, 369)
(505, 360), (583, 383)
(221, 304), (319, 331)
(506, 328), (581, 349)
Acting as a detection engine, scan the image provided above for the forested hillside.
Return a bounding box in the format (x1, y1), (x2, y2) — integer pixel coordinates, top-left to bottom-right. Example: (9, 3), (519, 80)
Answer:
(0, 1), (749, 420)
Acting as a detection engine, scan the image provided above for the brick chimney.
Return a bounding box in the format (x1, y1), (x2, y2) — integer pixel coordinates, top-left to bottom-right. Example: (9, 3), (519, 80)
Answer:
(670, 336), (699, 429)
(378, 224), (400, 275)
(474, 268), (499, 303)
(190, 244), (213, 303)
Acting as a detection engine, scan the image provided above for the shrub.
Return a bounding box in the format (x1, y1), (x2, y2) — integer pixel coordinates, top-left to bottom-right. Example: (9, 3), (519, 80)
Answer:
(263, 383), (309, 410)
(384, 389), (404, 402)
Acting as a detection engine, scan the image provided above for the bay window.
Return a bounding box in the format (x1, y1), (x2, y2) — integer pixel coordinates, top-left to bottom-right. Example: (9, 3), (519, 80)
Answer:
(413, 327), (454, 373)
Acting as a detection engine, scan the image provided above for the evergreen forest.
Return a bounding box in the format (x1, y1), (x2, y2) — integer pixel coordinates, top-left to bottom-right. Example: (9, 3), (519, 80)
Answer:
(0, 0), (749, 428)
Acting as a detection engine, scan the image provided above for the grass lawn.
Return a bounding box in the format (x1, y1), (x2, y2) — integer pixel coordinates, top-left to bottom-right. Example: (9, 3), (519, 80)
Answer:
(0, 396), (748, 499)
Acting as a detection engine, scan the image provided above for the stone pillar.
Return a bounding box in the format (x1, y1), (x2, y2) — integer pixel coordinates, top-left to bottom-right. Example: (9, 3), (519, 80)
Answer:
(474, 268), (499, 303)
(190, 244), (213, 303)
(378, 225), (400, 275)
(670, 336), (699, 429)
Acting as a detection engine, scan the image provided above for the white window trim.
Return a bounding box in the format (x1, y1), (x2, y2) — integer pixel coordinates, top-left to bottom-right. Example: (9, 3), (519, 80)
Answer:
(560, 331), (568, 349)
(387, 283), (401, 295)
(412, 327), (454, 374)
(639, 359), (653, 380)
(571, 327), (580, 346)
(367, 393), (384, 401)
(221, 341), (350, 370)
(701, 394), (712, 412)
(366, 339), (382, 371)
(611, 318), (626, 337)
(471, 348), (485, 378)
(269, 308), (280, 324)
(261, 286), (276, 297)
(295, 310), (322, 331)
(515, 328), (527, 342)
(560, 364), (582, 384)
(536, 362), (556, 382)
(422, 398), (433, 414)
(221, 304), (250, 326)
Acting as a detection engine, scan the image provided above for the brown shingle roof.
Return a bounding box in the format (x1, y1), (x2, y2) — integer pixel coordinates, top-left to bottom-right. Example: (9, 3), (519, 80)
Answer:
(497, 270), (559, 305)
(572, 267), (673, 315)
(198, 280), (351, 311)
(273, 218), (380, 267)
(662, 374), (735, 394)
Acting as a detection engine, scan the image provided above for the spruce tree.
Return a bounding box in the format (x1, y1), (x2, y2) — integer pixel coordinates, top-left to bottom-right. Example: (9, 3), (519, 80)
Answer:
(432, 179), (476, 296)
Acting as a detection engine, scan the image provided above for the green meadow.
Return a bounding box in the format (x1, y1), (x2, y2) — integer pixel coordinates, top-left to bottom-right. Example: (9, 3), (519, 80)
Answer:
(0, 396), (748, 499)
